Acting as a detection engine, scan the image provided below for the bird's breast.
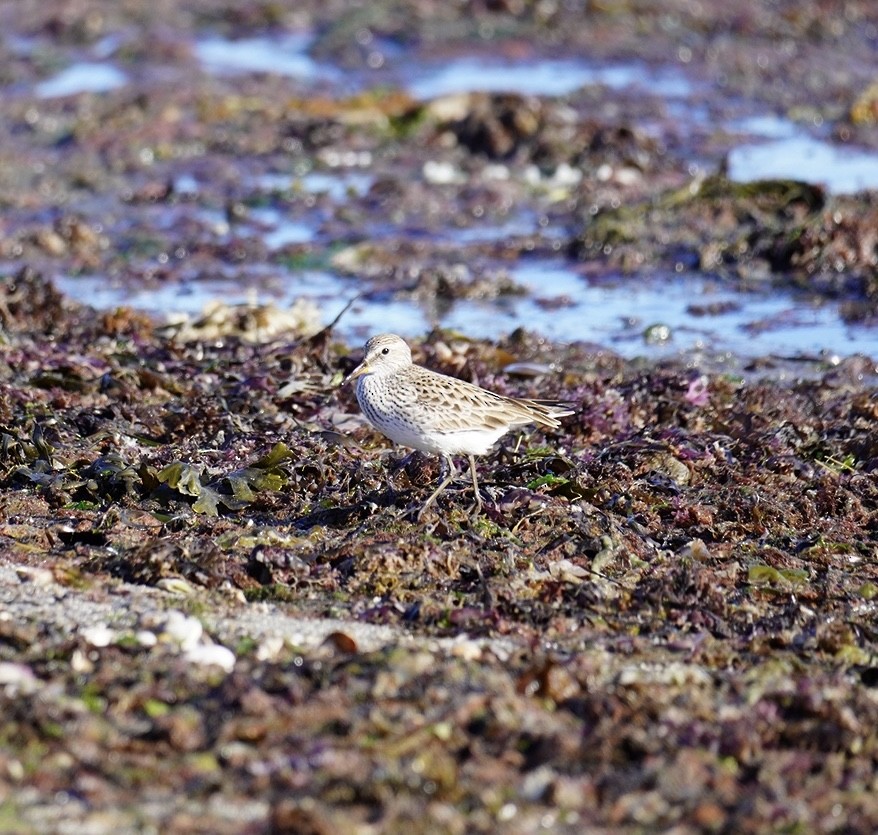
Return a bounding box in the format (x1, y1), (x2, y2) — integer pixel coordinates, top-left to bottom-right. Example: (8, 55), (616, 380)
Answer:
(355, 376), (506, 455)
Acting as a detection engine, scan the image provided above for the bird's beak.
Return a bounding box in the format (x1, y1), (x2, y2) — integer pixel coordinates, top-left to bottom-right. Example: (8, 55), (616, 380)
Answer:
(343, 360), (370, 385)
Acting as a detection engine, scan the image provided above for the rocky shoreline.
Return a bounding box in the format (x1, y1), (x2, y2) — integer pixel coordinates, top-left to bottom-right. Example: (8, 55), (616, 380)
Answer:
(1, 1), (878, 831)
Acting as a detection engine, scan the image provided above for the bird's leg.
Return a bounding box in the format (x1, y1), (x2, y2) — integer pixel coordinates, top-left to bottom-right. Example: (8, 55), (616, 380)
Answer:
(467, 454), (483, 516)
(416, 453), (457, 520)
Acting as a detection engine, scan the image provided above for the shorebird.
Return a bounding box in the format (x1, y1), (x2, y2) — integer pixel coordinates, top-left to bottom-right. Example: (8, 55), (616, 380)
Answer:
(344, 333), (574, 518)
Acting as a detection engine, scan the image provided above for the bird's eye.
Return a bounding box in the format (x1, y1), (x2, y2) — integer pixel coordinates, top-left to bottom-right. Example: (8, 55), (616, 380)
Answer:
(381, 347), (390, 355)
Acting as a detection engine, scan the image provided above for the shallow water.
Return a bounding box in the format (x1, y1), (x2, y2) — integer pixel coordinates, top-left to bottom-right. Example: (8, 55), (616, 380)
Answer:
(36, 62), (127, 98)
(194, 34), (332, 81)
(727, 135), (878, 194)
(246, 208), (316, 249)
(26, 34), (878, 359)
(339, 263), (878, 359)
(56, 259), (878, 360)
(254, 171), (375, 200)
(405, 57), (693, 100)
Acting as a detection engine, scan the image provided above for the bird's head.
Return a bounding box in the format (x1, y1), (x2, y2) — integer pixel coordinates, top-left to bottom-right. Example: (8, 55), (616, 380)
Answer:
(344, 333), (413, 383)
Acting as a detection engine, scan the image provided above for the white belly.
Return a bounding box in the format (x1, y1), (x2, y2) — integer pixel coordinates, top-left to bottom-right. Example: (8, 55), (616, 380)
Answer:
(399, 426), (507, 457)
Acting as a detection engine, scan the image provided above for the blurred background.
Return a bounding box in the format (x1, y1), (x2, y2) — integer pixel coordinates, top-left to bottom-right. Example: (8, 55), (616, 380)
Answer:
(2, 0), (877, 360)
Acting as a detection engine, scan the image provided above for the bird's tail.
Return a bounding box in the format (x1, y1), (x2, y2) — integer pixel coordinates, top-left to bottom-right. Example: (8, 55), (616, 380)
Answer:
(514, 399), (577, 428)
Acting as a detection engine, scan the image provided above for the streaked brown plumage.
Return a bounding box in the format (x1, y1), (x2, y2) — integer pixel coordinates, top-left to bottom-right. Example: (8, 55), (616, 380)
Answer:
(345, 333), (574, 517)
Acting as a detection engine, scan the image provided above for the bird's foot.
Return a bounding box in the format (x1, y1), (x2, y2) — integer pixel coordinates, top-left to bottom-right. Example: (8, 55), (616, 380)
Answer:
(394, 500), (427, 522)
(464, 494), (484, 519)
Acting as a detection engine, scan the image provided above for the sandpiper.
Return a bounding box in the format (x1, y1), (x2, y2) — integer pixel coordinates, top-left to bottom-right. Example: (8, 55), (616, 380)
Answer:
(344, 333), (574, 518)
